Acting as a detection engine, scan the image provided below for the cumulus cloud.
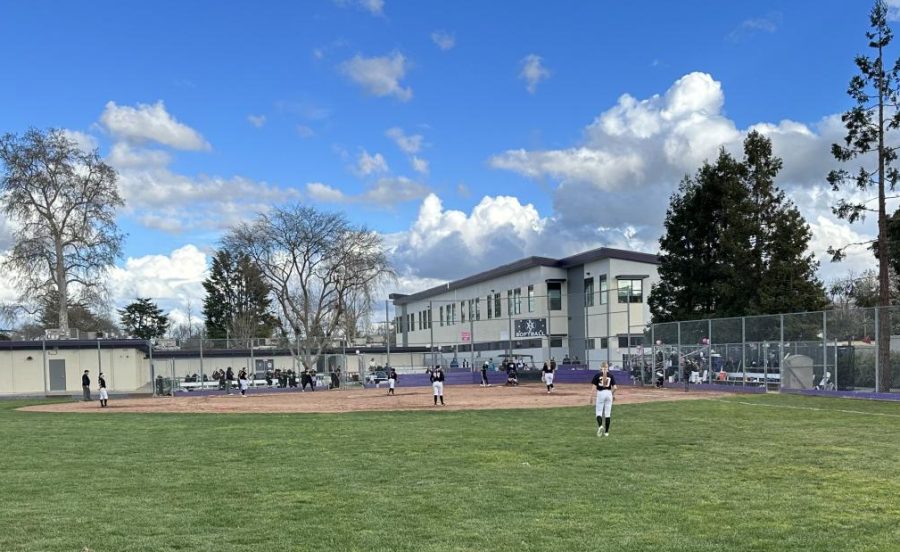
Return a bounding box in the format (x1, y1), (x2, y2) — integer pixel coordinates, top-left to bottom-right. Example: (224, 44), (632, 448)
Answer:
(247, 114), (267, 128)
(888, 0), (900, 21)
(386, 127), (423, 154)
(305, 177), (430, 207)
(108, 245), (208, 321)
(340, 53), (413, 101)
(62, 129), (98, 153)
(100, 100), (210, 151)
(520, 54), (550, 94)
(431, 31), (455, 51)
(355, 150), (389, 176)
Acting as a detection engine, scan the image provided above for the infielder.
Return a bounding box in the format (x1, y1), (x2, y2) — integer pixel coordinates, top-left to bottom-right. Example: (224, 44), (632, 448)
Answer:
(98, 372), (108, 408)
(591, 362), (617, 437)
(542, 361), (555, 393)
(238, 368), (249, 397)
(430, 366), (445, 406)
(387, 367), (398, 395)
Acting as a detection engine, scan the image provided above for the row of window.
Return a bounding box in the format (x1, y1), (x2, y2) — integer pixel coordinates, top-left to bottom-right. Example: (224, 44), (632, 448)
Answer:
(395, 277), (644, 333)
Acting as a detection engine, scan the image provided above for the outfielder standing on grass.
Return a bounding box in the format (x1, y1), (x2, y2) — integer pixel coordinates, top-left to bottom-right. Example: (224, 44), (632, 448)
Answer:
(591, 362), (617, 437)
(542, 360), (555, 394)
(98, 372), (108, 408)
(429, 366), (445, 406)
(387, 367), (398, 395)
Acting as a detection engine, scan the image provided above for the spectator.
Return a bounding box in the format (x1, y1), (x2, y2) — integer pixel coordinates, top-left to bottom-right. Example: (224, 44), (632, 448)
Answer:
(82, 370), (91, 401)
(225, 367), (234, 395)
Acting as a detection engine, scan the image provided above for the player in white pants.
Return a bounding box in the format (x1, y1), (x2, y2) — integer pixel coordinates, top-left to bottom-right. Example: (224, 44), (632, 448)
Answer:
(387, 367), (398, 395)
(430, 366), (445, 406)
(591, 362), (617, 437)
(542, 361), (555, 393)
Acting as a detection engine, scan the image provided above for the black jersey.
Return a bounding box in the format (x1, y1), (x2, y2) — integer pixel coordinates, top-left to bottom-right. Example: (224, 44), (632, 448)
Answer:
(389, 371), (398, 380)
(98, 376), (106, 389)
(542, 364), (553, 374)
(592, 372), (616, 391)
(430, 370), (445, 383)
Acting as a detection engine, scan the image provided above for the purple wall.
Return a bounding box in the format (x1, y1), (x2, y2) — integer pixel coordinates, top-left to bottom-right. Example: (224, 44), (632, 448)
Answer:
(781, 388), (900, 402)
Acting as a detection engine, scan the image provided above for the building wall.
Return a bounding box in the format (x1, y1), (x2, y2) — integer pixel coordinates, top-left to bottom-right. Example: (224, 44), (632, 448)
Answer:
(0, 347), (149, 396)
(395, 256), (659, 368)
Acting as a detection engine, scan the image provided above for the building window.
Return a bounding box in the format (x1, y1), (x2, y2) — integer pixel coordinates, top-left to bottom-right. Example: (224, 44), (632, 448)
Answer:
(617, 278), (643, 303)
(469, 300), (475, 321)
(507, 290), (513, 316)
(599, 276), (608, 305)
(428, 308), (432, 329)
(475, 297), (481, 321)
(548, 282), (562, 311)
(617, 336), (644, 348)
(487, 295), (493, 319)
(600, 337), (608, 349)
(550, 337), (563, 348)
(586, 338), (595, 350)
(527, 285), (534, 312)
(494, 293), (501, 318)
(461, 301), (466, 323)
(440, 306), (444, 327)
(409, 313), (414, 332)
(584, 277), (594, 307)
(514, 288), (522, 315)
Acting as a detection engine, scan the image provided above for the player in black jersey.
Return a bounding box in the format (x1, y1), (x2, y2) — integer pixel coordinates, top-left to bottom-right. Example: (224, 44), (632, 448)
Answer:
(591, 362), (617, 437)
(387, 367), (398, 395)
(542, 361), (555, 393)
(429, 366), (445, 406)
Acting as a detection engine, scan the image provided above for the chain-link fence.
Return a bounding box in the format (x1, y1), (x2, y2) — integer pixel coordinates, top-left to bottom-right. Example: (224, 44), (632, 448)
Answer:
(646, 306), (900, 396)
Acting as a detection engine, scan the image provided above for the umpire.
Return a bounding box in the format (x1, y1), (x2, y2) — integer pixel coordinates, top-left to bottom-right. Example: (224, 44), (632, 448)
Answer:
(82, 370), (91, 401)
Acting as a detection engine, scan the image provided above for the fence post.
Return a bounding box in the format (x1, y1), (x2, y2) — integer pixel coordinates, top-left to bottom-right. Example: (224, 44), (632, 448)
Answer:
(42, 339), (48, 395)
(874, 306), (880, 393)
(822, 310), (827, 383)
(779, 314), (784, 393)
(385, 299), (391, 369)
(707, 318), (712, 383)
(741, 317), (747, 387)
(149, 340), (154, 396)
(678, 321), (686, 392)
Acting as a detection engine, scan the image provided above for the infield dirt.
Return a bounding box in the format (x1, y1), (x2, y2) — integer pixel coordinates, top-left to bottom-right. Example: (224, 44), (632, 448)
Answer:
(20, 384), (730, 414)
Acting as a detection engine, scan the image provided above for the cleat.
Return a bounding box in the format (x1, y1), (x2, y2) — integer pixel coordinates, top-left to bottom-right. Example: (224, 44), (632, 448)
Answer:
(604, 432), (609, 437)
(597, 428), (603, 437)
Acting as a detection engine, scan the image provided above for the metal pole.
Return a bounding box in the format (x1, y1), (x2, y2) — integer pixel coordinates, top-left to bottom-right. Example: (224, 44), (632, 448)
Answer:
(678, 321), (686, 392)
(741, 317), (747, 387)
(508, 300), (513, 358)
(385, 299), (391, 368)
(606, 286), (611, 366)
(470, 315), (475, 370)
(585, 286), (590, 369)
(822, 310), (828, 383)
(250, 341), (255, 387)
(708, 318), (712, 383)
(874, 307), (880, 393)
(149, 340), (154, 396)
(779, 314), (784, 393)
(834, 338), (839, 391)
(650, 323), (656, 385)
(429, 300), (434, 368)
(42, 339), (48, 395)
(199, 331), (204, 382)
(626, 285), (632, 371)
(546, 291), (552, 364)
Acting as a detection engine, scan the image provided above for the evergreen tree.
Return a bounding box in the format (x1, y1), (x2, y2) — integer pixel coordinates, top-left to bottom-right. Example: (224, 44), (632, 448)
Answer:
(119, 298), (169, 340)
(202, 249), (277, 343)
(650, 132), (825, 322)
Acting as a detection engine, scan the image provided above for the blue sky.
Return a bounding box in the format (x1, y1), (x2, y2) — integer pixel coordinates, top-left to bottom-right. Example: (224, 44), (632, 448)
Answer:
(0, 0), (896, 321)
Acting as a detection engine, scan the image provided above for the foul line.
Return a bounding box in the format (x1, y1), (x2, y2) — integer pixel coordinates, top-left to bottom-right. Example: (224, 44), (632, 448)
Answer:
(712, 398), (900, 419)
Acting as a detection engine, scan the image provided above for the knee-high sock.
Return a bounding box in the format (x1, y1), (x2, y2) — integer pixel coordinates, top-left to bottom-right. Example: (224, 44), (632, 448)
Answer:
(434, 395), (438, 405)
(596, 416), (603, 428)
(439, 395), (444, 405)
(604, 416), (611, 433)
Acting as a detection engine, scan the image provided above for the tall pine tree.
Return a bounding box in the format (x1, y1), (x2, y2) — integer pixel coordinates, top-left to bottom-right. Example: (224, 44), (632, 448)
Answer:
(649, 132), (825, 322)
(202, 249), (278, 342)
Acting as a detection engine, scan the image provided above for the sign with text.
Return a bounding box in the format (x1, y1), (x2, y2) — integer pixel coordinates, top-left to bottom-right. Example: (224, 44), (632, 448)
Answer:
(461, 331), (471, 343)
(514, 318), (547, 338)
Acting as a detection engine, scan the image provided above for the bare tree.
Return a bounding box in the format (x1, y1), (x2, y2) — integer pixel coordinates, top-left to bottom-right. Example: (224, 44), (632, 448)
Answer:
(0, 128), (124, 334)
(224, 205), (393, 371)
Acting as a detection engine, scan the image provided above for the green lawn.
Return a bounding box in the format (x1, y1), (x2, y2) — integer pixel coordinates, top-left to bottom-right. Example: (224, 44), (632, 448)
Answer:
(1, 393), (899, 552)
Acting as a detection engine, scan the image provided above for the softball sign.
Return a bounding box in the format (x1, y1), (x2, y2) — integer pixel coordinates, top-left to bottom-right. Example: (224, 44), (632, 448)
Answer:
(514, 318), (547, 337)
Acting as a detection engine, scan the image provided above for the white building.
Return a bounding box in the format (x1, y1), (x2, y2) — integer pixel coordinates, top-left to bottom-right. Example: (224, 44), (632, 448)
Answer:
(390, 247), (660, 369)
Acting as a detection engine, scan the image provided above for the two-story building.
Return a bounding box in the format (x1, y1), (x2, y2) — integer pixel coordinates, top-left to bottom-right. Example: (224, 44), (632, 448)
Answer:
(389, 247), (660, 369)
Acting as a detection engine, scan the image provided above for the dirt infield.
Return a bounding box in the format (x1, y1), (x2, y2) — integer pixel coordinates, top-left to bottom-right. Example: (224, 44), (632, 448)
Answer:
(20, 384), (730, 414)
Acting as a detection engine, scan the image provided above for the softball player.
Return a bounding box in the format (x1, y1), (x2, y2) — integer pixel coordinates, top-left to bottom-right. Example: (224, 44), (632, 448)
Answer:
(387, 367), (398, 395)
(430, 366), (445, 406)
(591, 362), (617, 437)
(98, 372), (108, 408)
(542, 361), (555, 393)
(238, 368), (249, 397)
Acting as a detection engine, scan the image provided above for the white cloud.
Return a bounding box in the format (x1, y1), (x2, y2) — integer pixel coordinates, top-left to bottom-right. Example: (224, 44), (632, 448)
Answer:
(334, 0), (384, 16)
(385, 127), (423, 154)
(305, 177), (430, 207)
(306, 182), (347, 203)
(62, 129), (98, 153)
(888, 0), (900, 21)
(411, 156), (429, 175)
(520, 54), (550, 94)
(296, 125), (315, 138)
(728, 12), (782, 42)
(109, 148), (299, 233)
(355, 150), (389, 176)
(247, 115), (267, 128)
(339, 53), (413, 101)
(108, 245), (208, 321)
(431, 31), (456, 51)
(100, 100), (210, 151)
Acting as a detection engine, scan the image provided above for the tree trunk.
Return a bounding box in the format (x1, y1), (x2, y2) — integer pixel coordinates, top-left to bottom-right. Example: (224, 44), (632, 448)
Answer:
(877, 38), (893, 393)
(56, 244), (69, 334)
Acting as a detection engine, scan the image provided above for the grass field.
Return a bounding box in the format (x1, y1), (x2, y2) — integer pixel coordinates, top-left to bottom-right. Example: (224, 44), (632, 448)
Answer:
(1, 393), (899, 552)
